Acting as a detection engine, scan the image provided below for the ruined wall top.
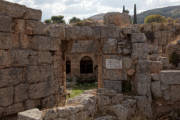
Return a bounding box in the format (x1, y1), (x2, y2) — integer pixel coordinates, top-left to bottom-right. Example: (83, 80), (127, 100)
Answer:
(0, 0), (42, 21)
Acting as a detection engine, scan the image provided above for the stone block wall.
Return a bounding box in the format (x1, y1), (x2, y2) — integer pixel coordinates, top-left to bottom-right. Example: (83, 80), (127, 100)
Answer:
(0, 1), (64, 118)
(139, 23), (180, 56)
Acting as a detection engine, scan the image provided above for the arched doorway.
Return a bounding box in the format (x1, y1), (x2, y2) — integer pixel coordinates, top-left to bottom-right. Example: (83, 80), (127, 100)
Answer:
(80, 56), (93, 74)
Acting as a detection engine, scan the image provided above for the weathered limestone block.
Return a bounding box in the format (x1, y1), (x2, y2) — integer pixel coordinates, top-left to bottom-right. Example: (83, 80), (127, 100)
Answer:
(26, 20), (47, 35)
(135, 73), (151, 96)
(0, 1), (41, 20)
(103, 38), (117, 54)
(95, 116), (116, 120)
(104, 80), (122, 93)
(10, 49), (30, 66)
(29, 81), (59, 99)
(6, 103), (24, 115)
(18, 108), (42, 120)
(0, 32), (12, 49)
(56, 105), (84, 118)
(42, 108), (58, 120)
(159, 31), (169, 45)
(14, 19), (25, 33)
(50, 37), (61, 51)
(149, 61), (162, 73)
(140, 24), (152, 32)
(97, 94), (111, 107)
(71, 40), (97, 53)
(162, 89), (171, 101)
(66, 26), (97, 40)
(46, 24), (65, 39)
(97, 88), (117, 96)
(30, 36), (52, 50)
(170, 85), (180, 102)
(38, 52), (52, 64)
(104, 12), (131, 27)
(101, 26), (120, 39)
(160, 70), (180, 85)
(136, 96), (152, 119)
(0, 16), (12, 32)
(131, 33), (147, 43)
(67, 93), (96, 110)
(103, 70), (126, 81)
(24, 8), (42, 21)
(0, 87), (13, 107)
(159, 57), (169, 69)
(107, 99), (136, 120)
(0, 50), (11, 66)
(151, 73), (160, 81)
(15, 84), (28, 103)
(151, 81), (162, 98)
(42, 95), (57, 108)
(132, 43), (148, 59)
(27, 65), (53, 83)
(136, 60), (150, 73)
(0, 68), (24, 87)
(25, 100), (41, 110)
(111, 94), (124, 104)
(69, 111), (92, 120)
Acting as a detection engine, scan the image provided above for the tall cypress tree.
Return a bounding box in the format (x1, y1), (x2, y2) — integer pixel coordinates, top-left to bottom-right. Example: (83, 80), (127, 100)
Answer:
(123, 5), (125, 13)
(133, 4), (137, 24)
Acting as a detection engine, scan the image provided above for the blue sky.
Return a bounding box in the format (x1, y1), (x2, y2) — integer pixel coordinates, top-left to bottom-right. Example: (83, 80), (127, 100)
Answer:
(5, 0), (180, 22)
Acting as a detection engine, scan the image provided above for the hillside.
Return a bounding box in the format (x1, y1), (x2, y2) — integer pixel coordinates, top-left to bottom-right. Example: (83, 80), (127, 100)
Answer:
(88, 13), (105, 21)
(137, 5), (180, 24)
(89, 6), (180, 24)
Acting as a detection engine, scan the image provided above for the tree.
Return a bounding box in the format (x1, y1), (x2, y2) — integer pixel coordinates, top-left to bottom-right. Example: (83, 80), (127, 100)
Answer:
(133, 4), (137, 24)
(44, 19), (51, 24)
(144, 15), (167, 24)
(123, 5), (125, 13)
(51, 15), (66, 24)
(69, 17), (81, 24)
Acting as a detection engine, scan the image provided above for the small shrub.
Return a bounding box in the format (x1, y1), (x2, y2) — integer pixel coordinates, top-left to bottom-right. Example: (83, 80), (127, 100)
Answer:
(67, 78), (73, 82)
(76, 76), (97, 84)
(144, 15), (167, 24)
(169, 52), (179, 67)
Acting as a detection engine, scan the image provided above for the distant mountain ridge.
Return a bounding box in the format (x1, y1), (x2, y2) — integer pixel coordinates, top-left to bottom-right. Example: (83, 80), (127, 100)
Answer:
(89, 5), (180, 24)
(137, 5), (180, 23)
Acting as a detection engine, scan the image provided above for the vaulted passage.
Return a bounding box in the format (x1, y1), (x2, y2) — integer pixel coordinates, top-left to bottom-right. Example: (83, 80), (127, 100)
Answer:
(80, 56), (93, 74)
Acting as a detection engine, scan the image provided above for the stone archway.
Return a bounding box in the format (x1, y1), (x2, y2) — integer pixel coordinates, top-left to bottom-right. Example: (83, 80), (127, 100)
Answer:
(80, 56), (93, 74)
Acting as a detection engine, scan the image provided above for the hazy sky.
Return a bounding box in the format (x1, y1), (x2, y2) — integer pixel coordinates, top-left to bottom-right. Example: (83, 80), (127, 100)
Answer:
(5, 0), (180, 22)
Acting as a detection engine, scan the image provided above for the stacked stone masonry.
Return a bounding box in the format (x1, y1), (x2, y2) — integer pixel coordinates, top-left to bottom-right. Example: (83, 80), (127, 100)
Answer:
(0, 1), (65, 119)
(1, 0), (180, 120)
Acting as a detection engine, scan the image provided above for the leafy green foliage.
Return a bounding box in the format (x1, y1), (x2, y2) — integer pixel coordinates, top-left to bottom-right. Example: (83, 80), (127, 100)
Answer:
(169, 52), (179, 67)
(69, 17), (81, 24)
(68, 82), (97, 98)
(51, 15), (65, 24)
(44, 15), (66, 24)
(144, 15), (167, 23)
(44, 19), (51, 24)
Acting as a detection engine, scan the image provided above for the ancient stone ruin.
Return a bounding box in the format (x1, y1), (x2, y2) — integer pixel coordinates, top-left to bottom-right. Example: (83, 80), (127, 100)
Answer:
(1, 0), (180, 120)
